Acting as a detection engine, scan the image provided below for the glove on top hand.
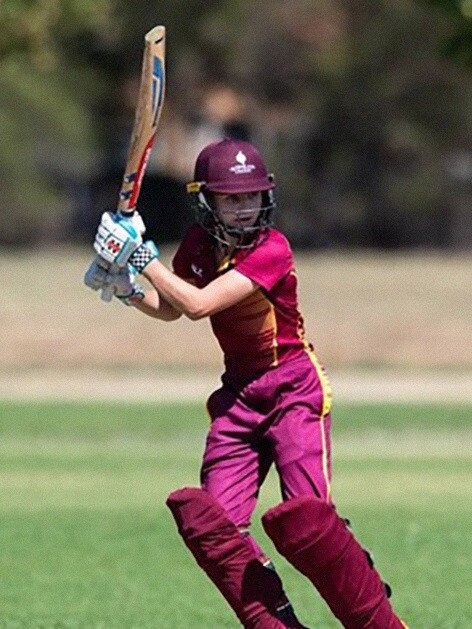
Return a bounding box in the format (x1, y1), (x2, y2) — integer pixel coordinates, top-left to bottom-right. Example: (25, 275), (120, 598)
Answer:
(94, 211), (146, 267)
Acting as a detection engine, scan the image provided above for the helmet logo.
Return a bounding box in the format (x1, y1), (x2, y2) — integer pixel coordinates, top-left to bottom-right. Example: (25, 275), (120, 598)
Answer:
(229, 151), (256, 175)
(236, 151), (247, 165)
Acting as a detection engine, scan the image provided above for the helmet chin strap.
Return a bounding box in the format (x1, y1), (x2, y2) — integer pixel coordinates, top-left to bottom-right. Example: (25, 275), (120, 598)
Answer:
(218, 218), (267, 250)
(213, 219), (255, 251)
(191, 188), (274, 250)
(198, 192), (261, 249)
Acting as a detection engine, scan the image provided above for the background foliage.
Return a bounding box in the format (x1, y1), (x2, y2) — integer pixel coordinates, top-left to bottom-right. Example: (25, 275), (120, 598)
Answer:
(1, 0), (471, 247)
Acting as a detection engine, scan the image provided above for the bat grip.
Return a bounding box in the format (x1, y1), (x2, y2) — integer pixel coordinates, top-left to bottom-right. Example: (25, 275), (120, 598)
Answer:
(116, 205), (136, 217)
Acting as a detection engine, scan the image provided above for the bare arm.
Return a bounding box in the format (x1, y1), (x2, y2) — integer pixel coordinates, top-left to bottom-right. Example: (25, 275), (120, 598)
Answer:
(134, 287), (183, 321)
(142, 259), (258, 320)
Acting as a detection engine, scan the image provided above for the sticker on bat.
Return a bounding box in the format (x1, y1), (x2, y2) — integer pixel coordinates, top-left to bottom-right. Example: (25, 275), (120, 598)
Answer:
(152, 56), (165, 126)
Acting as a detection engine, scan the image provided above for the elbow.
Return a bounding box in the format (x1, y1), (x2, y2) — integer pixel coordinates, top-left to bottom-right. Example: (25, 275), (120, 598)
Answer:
(185, 301), (212, 320)
(186, 308), (207, 321)
(159, 310), (182, 322)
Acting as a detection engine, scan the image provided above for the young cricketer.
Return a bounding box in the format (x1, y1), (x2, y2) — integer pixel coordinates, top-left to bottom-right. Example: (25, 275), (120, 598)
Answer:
(85, 139), (408, 628)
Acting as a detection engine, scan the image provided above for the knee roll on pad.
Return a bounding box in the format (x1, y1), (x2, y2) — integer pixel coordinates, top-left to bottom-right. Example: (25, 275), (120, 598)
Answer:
(166, 487), (287, 628)
(262, 496), (404, 629)
(166, 487), (234, 548)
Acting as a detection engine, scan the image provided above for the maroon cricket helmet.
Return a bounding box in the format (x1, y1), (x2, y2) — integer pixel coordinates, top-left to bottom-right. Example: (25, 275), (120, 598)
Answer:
(194, 139), (275, 194)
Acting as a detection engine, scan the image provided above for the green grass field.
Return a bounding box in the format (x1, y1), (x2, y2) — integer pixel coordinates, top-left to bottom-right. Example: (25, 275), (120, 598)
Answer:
(0, 401), (471, 628)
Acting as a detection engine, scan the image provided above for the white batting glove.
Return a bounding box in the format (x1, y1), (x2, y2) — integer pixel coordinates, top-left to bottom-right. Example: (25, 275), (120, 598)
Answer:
(84, 257), (112, 291)
(93, 211), (146, 267)
(111, 266), (145, 306)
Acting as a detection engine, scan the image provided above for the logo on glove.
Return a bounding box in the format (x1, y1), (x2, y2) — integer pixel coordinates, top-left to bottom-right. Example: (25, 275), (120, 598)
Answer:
(106, 238), (123, 255)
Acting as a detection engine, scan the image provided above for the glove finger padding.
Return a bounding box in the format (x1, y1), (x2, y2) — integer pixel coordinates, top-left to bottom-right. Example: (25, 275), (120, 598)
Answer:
(84, 258), (111, 291)
(93, 211), (145, 267)
(111, 266), (145, 306)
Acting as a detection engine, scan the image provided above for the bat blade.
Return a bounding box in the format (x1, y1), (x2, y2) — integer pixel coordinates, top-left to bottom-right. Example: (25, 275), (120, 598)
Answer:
(101, 25), (166, 302)
(117, 24), (166, 215)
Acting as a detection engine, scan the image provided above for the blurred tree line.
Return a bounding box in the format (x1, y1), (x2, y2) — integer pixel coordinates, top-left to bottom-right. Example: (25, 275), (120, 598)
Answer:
(0, 0), (471, 248)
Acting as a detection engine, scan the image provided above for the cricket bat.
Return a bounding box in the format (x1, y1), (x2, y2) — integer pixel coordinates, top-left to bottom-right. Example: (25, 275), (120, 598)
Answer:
(101, 24), (166, 301)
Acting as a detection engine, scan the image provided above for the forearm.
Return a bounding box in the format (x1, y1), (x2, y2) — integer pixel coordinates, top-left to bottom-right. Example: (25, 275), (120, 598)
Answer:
(142, 259), (257, 320)
(134, 287), (182, 321)
(142, 260), (209, 319)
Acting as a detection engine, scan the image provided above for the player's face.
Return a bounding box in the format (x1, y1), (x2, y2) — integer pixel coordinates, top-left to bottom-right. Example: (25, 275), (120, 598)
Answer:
(213, 192), (262, 228)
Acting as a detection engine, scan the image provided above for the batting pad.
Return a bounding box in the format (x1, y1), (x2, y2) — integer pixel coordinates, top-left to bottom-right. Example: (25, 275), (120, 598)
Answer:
(166, 487), (290, 628)
(262, 496), (405, 629)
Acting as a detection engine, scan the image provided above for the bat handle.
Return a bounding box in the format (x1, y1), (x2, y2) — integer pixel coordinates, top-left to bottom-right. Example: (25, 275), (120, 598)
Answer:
(116, 201), (136, 217)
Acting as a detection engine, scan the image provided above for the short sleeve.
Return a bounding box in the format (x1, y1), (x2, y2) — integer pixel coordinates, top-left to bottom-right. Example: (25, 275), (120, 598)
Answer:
(172, 224), (203, 279)
(235, 230), (293, 291)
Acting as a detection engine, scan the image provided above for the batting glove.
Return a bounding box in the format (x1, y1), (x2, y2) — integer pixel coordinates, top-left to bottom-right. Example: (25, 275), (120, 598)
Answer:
(128, 240), (160, 273)
(84, 256), (112, 291)
(110, 266), (146, 306)
(93, 211), (146, 267)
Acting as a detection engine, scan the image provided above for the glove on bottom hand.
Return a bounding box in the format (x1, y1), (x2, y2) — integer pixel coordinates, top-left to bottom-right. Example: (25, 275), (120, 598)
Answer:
(84, 257), (111, 291)
(112, 266), (145, 306)
(84, 257), (145, 306)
